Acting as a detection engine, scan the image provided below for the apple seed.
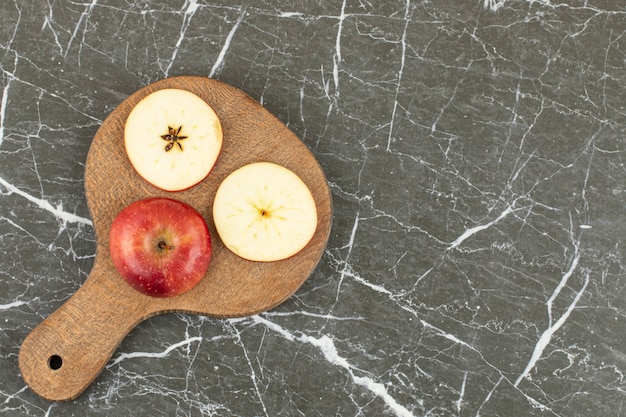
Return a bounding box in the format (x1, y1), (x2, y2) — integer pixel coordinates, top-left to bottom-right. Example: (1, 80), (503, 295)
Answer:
(160, 125), (188, 152)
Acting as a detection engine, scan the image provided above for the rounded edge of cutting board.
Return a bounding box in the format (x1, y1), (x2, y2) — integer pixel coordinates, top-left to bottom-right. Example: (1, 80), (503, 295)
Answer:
(84, 76), (333, 318)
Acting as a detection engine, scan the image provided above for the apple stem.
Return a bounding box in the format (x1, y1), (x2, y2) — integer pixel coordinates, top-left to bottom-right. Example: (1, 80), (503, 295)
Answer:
(158, 241), (175, 251)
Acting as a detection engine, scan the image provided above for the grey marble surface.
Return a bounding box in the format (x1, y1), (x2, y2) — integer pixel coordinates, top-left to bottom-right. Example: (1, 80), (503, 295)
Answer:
(1, 1), (624, 416)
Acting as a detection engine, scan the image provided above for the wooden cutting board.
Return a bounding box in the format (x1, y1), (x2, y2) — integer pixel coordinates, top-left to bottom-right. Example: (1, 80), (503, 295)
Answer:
(18, 76), (332, 401)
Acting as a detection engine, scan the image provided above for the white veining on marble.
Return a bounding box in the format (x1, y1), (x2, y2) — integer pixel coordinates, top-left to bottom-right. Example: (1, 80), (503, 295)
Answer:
(0, 69), (101, 125)
(0, 81), (9, 148)
(0, 176), (92, 226)
(483, 0), (507, 12)
(337, 212), (360, 297)
(515, 272), (590, 387)
(447, 205), (515, 251)
(0, 300), (27, 311)
(387, 0), (411, 152)
(483, 0), (550, 12)
(475, 376), (503, 417)
(227, 320), (271, 417)
(251, 315), (416, 417)
(164, 0), (199, 77)
(414, 202), (524, 287)
(332, 0), (347, 97)
(65, 0), (99, 62)
(108, 336), (202, 367)
(547, 242), (580, 327)
(456, 371), (467, 414)
(209, 10), (245, 78)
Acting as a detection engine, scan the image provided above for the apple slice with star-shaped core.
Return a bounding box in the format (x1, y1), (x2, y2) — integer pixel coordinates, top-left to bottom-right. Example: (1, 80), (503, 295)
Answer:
(124, 88), (222, 191)
(109, 197), (212, 297)
(212, 161), (318, 262)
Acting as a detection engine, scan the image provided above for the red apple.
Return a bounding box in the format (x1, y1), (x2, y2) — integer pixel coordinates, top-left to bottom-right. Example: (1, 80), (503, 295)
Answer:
(109, 198), (212, 297)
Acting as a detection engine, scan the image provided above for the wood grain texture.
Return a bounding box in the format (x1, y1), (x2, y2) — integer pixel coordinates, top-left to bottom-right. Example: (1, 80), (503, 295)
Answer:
(18, 76), (332, 401)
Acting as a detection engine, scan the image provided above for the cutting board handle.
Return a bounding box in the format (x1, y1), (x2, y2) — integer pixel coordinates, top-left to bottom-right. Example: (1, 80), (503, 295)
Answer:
(18, 259), (150, 401)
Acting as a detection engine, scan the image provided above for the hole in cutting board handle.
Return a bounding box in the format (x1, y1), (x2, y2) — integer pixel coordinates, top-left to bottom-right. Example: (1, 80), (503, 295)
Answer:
(48, 355), (63, 370)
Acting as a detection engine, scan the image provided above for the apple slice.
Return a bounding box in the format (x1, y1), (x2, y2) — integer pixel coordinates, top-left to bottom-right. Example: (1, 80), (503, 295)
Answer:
(212, 162), (318, 262)
(109, 197), (212, 297)
(124, 88), (222, 191)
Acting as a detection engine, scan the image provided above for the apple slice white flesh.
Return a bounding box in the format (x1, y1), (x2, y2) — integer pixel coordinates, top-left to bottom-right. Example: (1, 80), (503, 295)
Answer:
(213, 162), (318, 262)
(124, 88), (222, 191)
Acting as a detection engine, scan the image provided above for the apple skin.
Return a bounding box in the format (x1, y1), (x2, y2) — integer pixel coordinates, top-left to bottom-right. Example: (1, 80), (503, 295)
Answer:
(109, 198), (212, 297)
